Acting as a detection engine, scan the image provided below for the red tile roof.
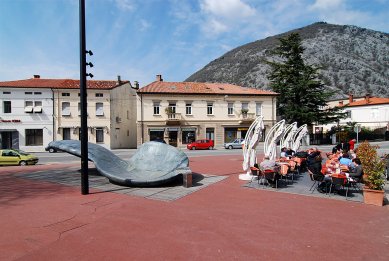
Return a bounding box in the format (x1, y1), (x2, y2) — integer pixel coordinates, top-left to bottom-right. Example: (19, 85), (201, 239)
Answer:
(138, 81), (277, 96)
(0, 78), (129, 89)
(343, 97), (389, 107)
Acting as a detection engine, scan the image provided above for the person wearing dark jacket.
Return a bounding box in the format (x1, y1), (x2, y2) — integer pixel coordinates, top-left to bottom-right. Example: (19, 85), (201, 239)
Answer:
(349, 158), (363, 181)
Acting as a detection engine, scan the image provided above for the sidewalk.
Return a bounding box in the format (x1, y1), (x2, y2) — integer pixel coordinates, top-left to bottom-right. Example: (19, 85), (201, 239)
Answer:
(1, 154), (389, 260)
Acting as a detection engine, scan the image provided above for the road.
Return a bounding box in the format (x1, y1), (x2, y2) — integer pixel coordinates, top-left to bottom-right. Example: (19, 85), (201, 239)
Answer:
(33, 141), (389, 165)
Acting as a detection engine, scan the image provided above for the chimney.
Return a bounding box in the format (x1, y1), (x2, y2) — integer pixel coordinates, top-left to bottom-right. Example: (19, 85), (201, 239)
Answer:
(33, 75), (40, 79)
(348, 93), (353, 104)
(338, 100), (344, 106)
(133, 81), (139, 89)
(365, 93), (370, 103)
(156, 74), (163, 82)
(117, 75), (122, 84)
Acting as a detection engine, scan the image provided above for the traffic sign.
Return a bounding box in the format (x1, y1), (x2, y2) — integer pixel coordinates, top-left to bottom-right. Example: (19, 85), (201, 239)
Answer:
(354, 125), (361, 133)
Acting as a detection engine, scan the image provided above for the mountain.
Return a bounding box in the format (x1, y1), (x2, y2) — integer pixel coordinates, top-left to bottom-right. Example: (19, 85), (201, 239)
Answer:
(186, 22), (389, 99)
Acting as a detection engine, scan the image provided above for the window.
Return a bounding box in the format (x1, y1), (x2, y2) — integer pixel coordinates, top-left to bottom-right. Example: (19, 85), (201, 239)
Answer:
(34, 101), (42, 113)
(186, 103), (192, 115)
(78, 102), (81, 115)
(25, 92), (32, 95)
(96, 128), (104, 143)
(241, 102), (249, 111)
(207, 102), (213, 115)
(34, 92), (42, 95)
(371, 108), (379, 119)
(168, 102), (176, 113)
(95, 93), (103, 97)
(62, 102), (71, 116)
(153, 102), (160, 115)
(25, 129), (43, 146)
(3, 91), (10, 94)
(3, 101), (11, 113)
(228, 103), (234, 115)
(346, 110), (352, 118)
(63, 128), (71, 140)
(256, 102), (262, 116)
(96, 103), (104, 116)
(24, 101), (34, 113)
(182, 129), (196, 144)
(62, 93), (70, 96)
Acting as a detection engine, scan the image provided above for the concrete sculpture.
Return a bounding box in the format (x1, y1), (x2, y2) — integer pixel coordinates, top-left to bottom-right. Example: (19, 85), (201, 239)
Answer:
(280, 122), (298, 152)
(239, 116), (265, 180)
(264, 119), (286, 160)
(46, 140), (192, 186)
(291, 124), (309, 152)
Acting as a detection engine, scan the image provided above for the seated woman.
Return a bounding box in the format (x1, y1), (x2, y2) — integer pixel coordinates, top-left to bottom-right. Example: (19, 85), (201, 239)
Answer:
(348, 158), (363, 182)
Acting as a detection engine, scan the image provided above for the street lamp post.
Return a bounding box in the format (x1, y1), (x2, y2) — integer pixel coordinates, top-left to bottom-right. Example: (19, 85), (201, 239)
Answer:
(79, 0), (93, 195)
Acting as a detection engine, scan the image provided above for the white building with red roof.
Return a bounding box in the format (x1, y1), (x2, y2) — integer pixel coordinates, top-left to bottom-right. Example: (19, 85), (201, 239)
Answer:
(137, 75), (278, 147)
(0, 75), (138, 151)
(314, 94), (389, 135)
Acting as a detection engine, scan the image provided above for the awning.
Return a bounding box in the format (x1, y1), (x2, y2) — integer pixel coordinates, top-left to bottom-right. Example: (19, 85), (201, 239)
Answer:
(168, 128), (179, 131)
(34, 106), (42, 113)
(181, 128), (196, 131)
(24, 106), (33, 113)
(238, 128), (248, 131)
(149, 128), (165, 132)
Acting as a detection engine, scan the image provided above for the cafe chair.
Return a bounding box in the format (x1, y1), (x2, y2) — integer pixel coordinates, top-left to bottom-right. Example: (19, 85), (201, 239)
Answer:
(263, 169), (279, 189)
(249, 167), (264, 187)
(308, 169), (325, 193)
(329, 175), (349, 199)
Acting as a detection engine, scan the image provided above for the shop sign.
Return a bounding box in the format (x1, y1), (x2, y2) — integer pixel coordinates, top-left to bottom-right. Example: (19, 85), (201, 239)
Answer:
(0, 119), (21, 123)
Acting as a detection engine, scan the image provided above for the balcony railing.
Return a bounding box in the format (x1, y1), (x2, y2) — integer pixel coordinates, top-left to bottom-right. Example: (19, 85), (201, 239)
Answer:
(239, 112), (256, 123)
(166, 113), (182, 121)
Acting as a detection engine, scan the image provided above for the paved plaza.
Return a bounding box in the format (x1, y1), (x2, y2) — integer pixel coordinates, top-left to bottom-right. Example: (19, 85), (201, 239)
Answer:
(1, 154), (389, 260)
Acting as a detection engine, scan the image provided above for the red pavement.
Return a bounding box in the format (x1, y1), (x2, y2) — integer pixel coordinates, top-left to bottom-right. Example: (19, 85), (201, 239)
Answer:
(1, 155), (389, 260)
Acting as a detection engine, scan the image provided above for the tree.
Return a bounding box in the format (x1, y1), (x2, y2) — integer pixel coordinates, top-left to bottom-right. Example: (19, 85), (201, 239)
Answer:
(267, 33), (346, 126)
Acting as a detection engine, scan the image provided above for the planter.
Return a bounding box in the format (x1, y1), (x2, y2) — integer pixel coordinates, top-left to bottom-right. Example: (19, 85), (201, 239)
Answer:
(363, 187), (385, 206)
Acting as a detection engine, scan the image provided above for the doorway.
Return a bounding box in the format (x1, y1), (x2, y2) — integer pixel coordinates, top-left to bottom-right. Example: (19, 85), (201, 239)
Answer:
(169, 131), (178, 147)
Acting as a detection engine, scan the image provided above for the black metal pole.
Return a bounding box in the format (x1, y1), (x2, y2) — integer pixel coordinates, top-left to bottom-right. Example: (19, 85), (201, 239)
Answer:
(79, 0), (89, 195)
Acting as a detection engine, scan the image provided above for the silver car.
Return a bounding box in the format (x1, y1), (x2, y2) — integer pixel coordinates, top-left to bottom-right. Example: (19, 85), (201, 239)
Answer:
(224, 138), (245, 149)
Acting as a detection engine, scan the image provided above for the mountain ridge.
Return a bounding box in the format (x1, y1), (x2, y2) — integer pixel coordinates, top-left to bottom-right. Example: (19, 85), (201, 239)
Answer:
(185, 22), (389, 99)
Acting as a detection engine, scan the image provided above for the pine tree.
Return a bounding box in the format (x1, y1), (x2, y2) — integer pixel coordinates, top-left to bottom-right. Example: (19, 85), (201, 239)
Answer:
(267, 33), (345, 126)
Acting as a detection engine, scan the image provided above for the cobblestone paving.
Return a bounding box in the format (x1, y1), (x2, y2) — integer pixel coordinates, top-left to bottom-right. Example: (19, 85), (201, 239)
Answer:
(15, 167), (227, 201)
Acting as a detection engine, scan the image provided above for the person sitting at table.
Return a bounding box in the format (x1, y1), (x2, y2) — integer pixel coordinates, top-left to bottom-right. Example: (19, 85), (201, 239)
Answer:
(349, 158), (363, 181)
(259, 155), (280, 186)
(348, 149), (357, 159)
(339, 153), (352, 166)
(307, 147), (321, 166)
(280, 147), (287, 158)
(286, 147), (295, 157)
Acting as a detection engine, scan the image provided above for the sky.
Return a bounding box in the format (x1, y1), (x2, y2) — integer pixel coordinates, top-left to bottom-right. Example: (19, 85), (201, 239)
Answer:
(0, 0), (388, 87)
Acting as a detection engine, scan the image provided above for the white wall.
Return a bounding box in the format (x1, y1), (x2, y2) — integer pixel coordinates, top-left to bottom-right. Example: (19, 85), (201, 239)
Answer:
(0, 88), (54, 152)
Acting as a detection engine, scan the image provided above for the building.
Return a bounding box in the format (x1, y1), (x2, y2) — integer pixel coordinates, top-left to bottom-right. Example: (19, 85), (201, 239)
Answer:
(314, 94), (389, 134)
(0, 83), (53, 151)
(0, 75), (138, 151)
(137, 75), (278, 148)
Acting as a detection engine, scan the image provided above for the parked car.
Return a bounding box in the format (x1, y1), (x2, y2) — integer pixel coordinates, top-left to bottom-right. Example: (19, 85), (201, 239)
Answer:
(0, 149), (39, 166)
(45, 145), (58, 153)
(187, 139), (214, 150)
(224, 138), (245, 149)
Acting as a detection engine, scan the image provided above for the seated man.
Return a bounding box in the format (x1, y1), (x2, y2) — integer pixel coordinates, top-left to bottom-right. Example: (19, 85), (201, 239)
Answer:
(280, 147), (287, 158)
(339, 153), (352, 166)
(259, 156), (280, 186)
(285, 148), (295, 157)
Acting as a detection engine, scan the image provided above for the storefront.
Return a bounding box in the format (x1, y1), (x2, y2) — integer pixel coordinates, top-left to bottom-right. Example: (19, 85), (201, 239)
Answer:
(149, 128), (165, 141)
(182, 127), (196, 144)
(0, 129), (19, 149)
